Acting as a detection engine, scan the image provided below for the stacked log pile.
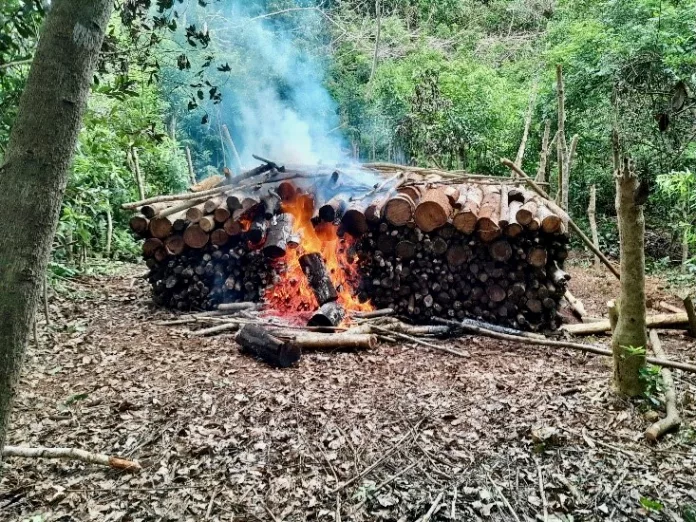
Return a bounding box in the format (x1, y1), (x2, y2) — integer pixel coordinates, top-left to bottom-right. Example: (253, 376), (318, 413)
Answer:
(350, 183), (570, 331)
(126, 161), (570, 331)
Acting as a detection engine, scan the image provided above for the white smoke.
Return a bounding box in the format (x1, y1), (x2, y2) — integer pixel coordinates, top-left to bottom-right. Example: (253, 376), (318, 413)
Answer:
(197, 1), (347, 166)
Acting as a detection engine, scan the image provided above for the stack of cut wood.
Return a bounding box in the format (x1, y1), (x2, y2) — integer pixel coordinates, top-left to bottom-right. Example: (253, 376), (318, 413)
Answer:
(126, 161), (570, 331)
(352, 183), (570, 331)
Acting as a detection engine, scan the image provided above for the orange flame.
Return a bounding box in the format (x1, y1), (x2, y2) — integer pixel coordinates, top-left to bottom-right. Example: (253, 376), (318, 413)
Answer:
(265, 193), (373, 319)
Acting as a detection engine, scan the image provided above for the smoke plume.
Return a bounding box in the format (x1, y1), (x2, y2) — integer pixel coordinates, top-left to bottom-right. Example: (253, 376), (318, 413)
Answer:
(192, 0), (347, 167)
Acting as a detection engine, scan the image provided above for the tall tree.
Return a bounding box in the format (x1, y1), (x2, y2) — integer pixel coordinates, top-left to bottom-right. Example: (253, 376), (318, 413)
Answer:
(0, 0), (113, 453)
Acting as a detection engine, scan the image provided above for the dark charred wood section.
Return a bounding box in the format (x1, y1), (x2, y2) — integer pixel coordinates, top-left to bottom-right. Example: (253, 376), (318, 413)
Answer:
(236, 324), (301, 368)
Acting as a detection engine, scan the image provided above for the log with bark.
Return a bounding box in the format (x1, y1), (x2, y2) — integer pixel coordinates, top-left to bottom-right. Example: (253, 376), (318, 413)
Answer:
(236, 324), (301, 368)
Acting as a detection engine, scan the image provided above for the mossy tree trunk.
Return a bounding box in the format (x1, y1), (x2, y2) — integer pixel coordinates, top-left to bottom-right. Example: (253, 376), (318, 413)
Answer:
(0, 0), (113, 454)
(612, 152), (647, 396)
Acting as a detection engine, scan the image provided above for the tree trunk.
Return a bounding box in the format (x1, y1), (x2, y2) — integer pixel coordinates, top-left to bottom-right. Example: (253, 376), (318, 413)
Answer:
(514, 84), (537, 170)
(535, 120), (551, 183)
(555, 65), (568, 208)
(682, 225), (689, 272)
(588, 185), (600, 270)
(367, 0), (381, 93)
(612, 154), (647, 397)
(0, 0), (113, 455)
(221, 124), (243, 174)
(185, 146), (196, 185)
(105, 204), (113, 258)
(131, 146), (146, 201)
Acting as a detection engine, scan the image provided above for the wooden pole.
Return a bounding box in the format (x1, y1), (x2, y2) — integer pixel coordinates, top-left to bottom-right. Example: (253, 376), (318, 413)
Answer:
(515, 82), (537, 170)
(43, 273), (50, 326)
(501, 158), (621, 279)
(683, 295), (696, 338)
(556, 65), (567, 207)
(562, 312), (688, 335)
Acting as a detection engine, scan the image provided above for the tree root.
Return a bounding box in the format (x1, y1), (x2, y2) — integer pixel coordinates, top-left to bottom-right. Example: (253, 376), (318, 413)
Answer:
(645, 330), (681, 442)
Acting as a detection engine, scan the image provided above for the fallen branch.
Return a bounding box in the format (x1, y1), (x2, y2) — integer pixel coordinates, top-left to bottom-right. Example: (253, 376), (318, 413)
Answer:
(275, 332), (377, 351)
(561, 313), (689, 335)
(645, 330), (681, 441)
(367, 324), (469, 357)
(564, 290), (586, 319)
(217, 302), (261, 312)
(659, 301), (683, 314)
(352, 308), (394, 319)
(2, 446), (141, 471)
(434, 319), (696, 374)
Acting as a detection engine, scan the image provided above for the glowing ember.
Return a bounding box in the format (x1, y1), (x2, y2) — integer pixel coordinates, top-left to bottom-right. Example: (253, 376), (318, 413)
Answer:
(265, 193), (373, 319)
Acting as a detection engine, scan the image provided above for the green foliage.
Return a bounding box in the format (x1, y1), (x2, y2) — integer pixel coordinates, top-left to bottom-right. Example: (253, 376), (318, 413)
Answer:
(4, 0), (696, 275)
(55, 76), (188, 265)
(639, 364), (663, 405)
(640, 496), (664, 512)
(656, 169), (696, 258)
(0, 0), (44, 150)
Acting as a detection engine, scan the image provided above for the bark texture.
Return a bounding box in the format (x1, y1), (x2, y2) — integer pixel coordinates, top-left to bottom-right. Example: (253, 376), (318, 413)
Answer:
(0, 0), (113, 454)
(588, 185), (600, 270)
(612, 156), (647, 397)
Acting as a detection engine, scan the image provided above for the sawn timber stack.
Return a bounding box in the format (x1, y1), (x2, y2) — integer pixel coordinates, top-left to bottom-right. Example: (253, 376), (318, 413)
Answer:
(126, 161), (571, 332)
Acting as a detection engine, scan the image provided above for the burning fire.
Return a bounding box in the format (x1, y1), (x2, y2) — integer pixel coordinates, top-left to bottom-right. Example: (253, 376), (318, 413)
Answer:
(265, 192), (373, 319)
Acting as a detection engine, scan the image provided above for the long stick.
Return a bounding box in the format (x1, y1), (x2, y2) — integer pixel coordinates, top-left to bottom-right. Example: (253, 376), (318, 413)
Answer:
(43, 272), (50, 326)
(437, 319), (696, 373)
(562, 312), (689, 335)
(645, 330), (681, 441)
(501, 158), (620, 279)
(3, 446), (141, 471)
(683, 295), (696, 338)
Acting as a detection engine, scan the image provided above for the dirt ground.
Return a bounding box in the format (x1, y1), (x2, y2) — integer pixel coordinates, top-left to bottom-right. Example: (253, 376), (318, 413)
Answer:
(1, 262), (695, 522)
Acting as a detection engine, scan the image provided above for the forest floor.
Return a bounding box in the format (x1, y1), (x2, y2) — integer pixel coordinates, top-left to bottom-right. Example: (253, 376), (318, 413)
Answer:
(1, 261), (696, 522)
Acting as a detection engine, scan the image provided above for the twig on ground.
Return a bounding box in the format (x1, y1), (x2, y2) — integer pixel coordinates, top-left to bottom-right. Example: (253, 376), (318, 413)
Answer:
(537, 461), (548, 522)
(205, 488), (219, 520)
(352, 308), (394, 319)
(645, 330), (681, 441)
(421, 491), (444, 522)
(451, 486), (457, 519)
(432, 319), (696, 374)
(332, 416), (427, 494)
(2, 446), (141, 471)
(261, 501), (281, 522)
(487, 474), (521, 522)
